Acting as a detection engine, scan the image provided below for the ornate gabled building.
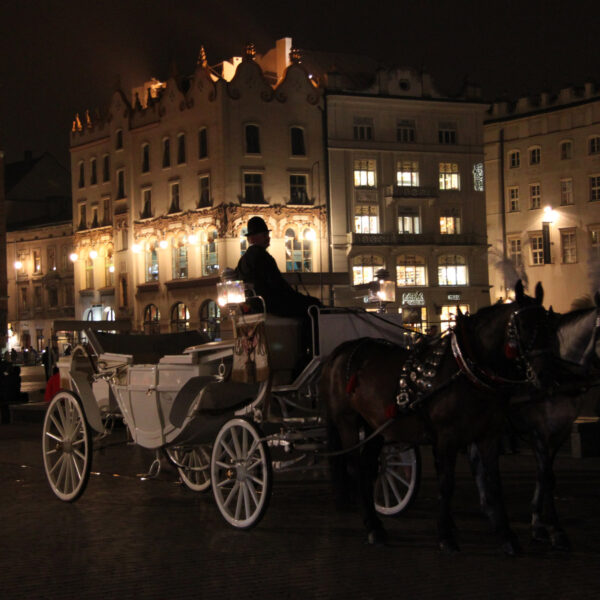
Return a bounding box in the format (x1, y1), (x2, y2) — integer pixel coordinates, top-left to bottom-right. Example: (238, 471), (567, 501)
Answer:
(70, 40), (328, 335)
(485, 83), (600, 311)
(323, 67), (490, 331)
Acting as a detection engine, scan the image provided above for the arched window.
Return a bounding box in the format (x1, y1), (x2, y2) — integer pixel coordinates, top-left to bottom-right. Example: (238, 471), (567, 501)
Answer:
(104, 306), (115, 321)
(352, 254), (384, 285)
(438, 254), (467, 286)
(85, 257), (94, 289)
(172, 237), (188, 279)
(396, 255), (426, 286)
(285, 227), (314, 272)
(115, 129), (123, 150)
(105, 248), (114, 287)
(199, 299), (220, 341)
(143, 303), (161, 334)
(145, 240), (159, 282)
(170, 302), (190, 332)
(202, 229), (219, 276)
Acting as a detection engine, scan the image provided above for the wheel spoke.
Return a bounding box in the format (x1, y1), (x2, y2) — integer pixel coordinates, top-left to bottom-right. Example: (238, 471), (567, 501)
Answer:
(216, 477), (234, 489)
(381, 476), (391, 507)
(73, 448), (86, 462)
(234, 482), (244, 520)
(72, 454), (83, 481)
(385, 472), (403, 503)
(246, 479), (259, 507)
(48, 453), (65, 475)
(246, 457), (263, 472)
(387, 468), (410, 488)
(231, 427), (242, 459)
(71, 438), (85, 447)
(49, 414), (65, 437)
(247, 473), (264, 487)
(242, 428), (248, 457)
(45, 431), (62, 443)
(219, 439), (236, 461)
(242, 482), (252, 517)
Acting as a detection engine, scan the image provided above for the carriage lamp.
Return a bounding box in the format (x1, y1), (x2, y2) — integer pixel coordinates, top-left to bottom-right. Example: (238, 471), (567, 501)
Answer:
(14, 260), (22, 270)
(217, 280), (246, 307)
(89, 249), (98, 260)
(368, 269), (396, 303)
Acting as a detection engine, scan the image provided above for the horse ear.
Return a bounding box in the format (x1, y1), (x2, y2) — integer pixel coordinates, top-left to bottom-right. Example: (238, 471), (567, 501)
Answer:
(514, 279), (524, 303)
(534, 282), (544, 305)
(595, 291), (600, 307)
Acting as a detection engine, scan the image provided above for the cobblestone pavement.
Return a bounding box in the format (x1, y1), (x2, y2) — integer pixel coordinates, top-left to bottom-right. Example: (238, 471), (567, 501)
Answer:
(1, 422), (599, 600)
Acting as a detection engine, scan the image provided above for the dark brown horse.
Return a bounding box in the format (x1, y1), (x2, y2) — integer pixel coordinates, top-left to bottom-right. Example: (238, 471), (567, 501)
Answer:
(320, 281), (552, 554)
(470, 292), (600, 550)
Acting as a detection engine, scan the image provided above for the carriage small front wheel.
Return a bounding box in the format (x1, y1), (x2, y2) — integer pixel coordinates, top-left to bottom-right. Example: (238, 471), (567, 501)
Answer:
(211, 418), (272, 529)
(167, 445), (212, 492)
(42, 391), (93, 502)
(374, 445), (421, 516)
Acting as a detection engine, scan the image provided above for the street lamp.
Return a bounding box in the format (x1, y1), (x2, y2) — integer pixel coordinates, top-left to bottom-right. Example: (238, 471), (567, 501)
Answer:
(368, 268), (396, 313)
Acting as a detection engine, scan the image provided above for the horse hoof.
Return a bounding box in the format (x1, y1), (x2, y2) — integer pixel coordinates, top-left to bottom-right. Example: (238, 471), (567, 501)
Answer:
(551, 532), (571, 552)
(367, 527), (387, 546)
(439, 539), (460, 554)
(531, 526), (549, 543)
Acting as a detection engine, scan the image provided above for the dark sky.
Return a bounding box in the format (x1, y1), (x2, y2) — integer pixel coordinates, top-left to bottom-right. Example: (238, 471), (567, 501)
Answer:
(1, 0), (599, 168)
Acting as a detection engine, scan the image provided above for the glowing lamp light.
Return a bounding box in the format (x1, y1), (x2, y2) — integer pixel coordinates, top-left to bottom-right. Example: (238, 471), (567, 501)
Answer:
(543, 205), (557, 224)
(69, 253), (79, 262)
(217, 280), (245, 307)
(188, 233), (199, 245)
(108, 265), (115, 273)
(377, 279), (396, 303)
(14, 261), (22, 270)
(159, 239), (168, 249)
(132, 243), (141, 254)
(89, 249), (98, 260)
(303, 228), (316, 241)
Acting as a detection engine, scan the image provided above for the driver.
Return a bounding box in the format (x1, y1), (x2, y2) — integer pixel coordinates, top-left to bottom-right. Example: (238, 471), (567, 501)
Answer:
(235, 216), (322, 318)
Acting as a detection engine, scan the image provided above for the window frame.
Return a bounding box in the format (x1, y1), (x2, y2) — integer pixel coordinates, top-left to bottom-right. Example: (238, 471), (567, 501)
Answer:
(198, 173), (211, 207)
(198, 127), (208, 159)
(439, 162), (460, 191)
(141, 142), (150, 173)
(244, 124), (261, 155)
(396, 254), (426, 287)
(353, 159), (376, 188)
(351, 254), (384, 286)
(289, 173), (309, 205)
(560, 140), (572, 160)
(396, 119), (416, 143)
(560, 178), (573, 206)
(529, 183), (541, 210)
(508, 186), (520, 212)
(529, 146), (541, 165)
(396, 160), (419, 187)
(162, 137), (171, 168)
(508, 150), (520, 169)
(589, 135), (600, 155)
(560, 228), (577, 264)
(437, 254), (468, 286)
(290, 126), (306, 156)
(284, 226), (314, 273)
(177, 132), (186, 165)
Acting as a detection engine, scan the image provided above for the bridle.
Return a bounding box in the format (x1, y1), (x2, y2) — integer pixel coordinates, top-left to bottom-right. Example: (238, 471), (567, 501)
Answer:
(451, 303), (550, 391)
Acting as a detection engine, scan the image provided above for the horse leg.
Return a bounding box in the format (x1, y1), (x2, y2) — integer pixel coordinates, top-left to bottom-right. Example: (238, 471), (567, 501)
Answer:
(531, 432), (571, 551)
(433, 442), (460, 554)
(468, 440), (520, 556)
(327, 419), (355, 511)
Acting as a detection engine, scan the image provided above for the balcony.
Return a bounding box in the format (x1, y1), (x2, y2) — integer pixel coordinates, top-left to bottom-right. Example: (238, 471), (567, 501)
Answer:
(349, 232), (485, 246)
(384, 185), (438, 199)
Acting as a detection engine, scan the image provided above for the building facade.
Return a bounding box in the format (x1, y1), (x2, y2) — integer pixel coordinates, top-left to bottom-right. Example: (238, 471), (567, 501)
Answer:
(485, 84), (600, 311)
(325, 69), (490, 331)
(70, 41), (328, 336)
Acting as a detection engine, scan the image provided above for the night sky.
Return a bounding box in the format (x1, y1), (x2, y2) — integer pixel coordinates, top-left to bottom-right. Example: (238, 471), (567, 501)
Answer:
(1, 0), (599, 168)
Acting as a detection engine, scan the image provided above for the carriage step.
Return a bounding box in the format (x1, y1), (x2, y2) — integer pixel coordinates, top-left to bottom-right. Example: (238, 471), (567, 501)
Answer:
(571, 417), (600, 458)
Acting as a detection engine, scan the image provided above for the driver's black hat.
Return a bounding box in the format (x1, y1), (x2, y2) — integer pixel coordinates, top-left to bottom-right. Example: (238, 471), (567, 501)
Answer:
(246, 216), (270, 236)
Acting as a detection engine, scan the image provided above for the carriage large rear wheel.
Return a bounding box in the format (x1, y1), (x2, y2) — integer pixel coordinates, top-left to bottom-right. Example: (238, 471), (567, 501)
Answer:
(42, 391), (92, 502)
(167, 445), (212, 492)
(374, 445), (421, 516)
(211, 418), (272, 529)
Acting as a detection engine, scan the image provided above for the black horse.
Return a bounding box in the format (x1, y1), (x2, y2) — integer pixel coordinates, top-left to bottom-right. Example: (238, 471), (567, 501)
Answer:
(320, 281), (552, 553)
(470, 292), (600, 550)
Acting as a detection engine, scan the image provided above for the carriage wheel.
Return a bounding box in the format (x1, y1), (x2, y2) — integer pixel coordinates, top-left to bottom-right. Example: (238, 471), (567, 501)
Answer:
(42, 391), (92, 502)
(168, 445), (212, 492)
(374, 445), (421, 516)
(211, 418), (272, 529)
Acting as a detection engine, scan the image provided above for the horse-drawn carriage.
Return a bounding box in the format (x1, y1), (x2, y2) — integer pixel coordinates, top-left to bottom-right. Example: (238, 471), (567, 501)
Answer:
(42, 296), (421, 529)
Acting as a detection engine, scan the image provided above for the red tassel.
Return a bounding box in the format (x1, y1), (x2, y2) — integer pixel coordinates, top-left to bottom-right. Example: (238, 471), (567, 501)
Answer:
(346, 373), (357, 394)
(384, 404), (398, 419)
(504, 341), (518, 359)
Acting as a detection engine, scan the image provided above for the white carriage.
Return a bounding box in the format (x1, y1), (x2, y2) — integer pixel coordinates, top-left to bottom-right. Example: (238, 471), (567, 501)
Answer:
(42, 300), (421, 528)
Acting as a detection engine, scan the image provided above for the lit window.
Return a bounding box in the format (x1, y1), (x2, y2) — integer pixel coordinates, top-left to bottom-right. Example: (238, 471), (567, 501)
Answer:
(353, 159), (376, 188)
(438, 254), (467, 286)
(560, 179), (573, 206)
(33, 250), (41, 273)
(529, 147), (541, 165)
(440, 209), (461, 234)
(354, 203), (379, 234)
(290, 174), (309, 204)
(440, 305), (469, 332)
(439, 162), (460, 190)
(530, 234), (544, 265)
(202, 229), (219, 276)
(396, 255), (426, 286)
(199, 300), (220, 341)
(170, 302), (190, 332)
(285, 227), (313, 272)
(172, 238), (188, 279)
(290, 127), (305, 156)
(560, 141), (572, 160)
(397, 207), (421, 234)
(243, 173), (264, 203)
(198, 175), (210, 207)
(508, 187), (520, 212)
(509, 150), (520, 168)
(438, 122), (457, 144)
(590, 175), (600, 202)
(143, 304), (161, 334)
(198, 127), (208, 159)
(396, 161), (419, 187)
(177, 133), (186, 164)
(352, 254), (384, 285)
(529, 183), (541, 209)
(589, 136), (600, 155)
(397, 119), (416, 143)
(245, 124), (260, 154)
(561, 229), (577, 264)
(145, 241), (159, 282)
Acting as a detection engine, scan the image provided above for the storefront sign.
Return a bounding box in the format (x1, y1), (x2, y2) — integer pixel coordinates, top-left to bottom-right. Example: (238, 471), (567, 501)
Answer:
(402, 291), (425, 306)
(447, 294), (461, 301)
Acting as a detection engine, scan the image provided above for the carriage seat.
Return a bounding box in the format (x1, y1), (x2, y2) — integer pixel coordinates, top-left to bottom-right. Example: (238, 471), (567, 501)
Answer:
(90, 330), (210, 365)
(263, 315), (306, 384)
